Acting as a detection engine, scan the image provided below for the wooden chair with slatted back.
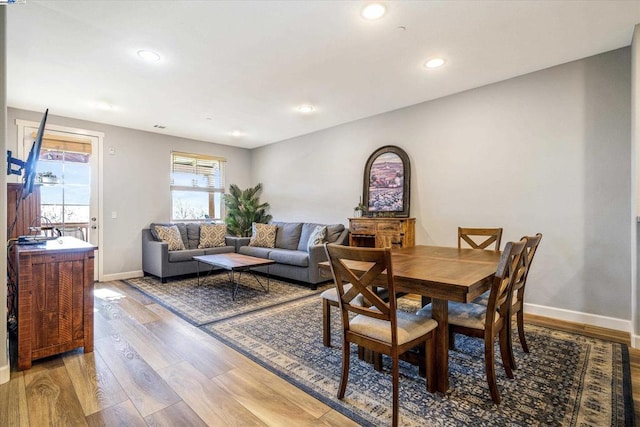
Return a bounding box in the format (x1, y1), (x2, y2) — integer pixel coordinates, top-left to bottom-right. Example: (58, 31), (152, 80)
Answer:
(473, 233), (543, 369)
(417, 238), (527, 404)
(507, 233), (542, 367)
(458, 227), (503, 251)
(324, 243), (438, 427)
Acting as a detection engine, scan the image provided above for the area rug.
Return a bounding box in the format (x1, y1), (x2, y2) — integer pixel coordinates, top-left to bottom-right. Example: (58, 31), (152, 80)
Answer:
(202, 295), (634, 426)
(123, 274), (331, 326)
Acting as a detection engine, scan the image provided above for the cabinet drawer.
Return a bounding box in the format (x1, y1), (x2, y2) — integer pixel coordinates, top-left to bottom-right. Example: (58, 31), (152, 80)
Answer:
(350, 221), (376, 235)
(377, 221), (403, 233)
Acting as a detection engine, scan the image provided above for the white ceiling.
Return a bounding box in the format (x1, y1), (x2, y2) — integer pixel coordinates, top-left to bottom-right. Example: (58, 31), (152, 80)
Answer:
(7, 1), (640, 149)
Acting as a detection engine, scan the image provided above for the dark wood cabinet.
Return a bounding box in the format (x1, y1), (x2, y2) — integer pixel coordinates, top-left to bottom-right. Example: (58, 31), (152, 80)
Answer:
(7, 182), (41, 239)
(15, 237), (96, 370)
(349, 217), (416, 249)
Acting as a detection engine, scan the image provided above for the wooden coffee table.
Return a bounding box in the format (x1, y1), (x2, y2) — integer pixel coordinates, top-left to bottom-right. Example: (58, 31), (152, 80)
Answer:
(193, 253), (276, 300)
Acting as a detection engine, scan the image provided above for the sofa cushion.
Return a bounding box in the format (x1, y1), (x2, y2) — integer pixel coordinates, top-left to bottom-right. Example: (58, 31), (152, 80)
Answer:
(298, 223), (322, 251)
(151, 222), (188, 248)
(326, 224), (346, 243)
(198, 224), (227, 248)
(168, 248), (205, 262)
(272, 221), (303, 250)
(156, 225), (186, 251)
(204, 246), (235, 255)
(239, 246), (273, 258)
(186, 223), (201, 249)
(298, 223), (345, 250)
(306, 225), (326, 250)
(249, 223), (277, 248)
(268, 248), (309, 267)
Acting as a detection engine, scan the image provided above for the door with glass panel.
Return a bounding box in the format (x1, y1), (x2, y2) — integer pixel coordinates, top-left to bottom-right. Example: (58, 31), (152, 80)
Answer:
(17, 120), (101, 280)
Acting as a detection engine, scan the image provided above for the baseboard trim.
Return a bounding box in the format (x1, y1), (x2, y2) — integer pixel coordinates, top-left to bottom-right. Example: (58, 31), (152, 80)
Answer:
(632, 334), (640, 348)
(524, 302), (632, 334)
(0, 360), (9, 384)
(101, 270), (144, 282)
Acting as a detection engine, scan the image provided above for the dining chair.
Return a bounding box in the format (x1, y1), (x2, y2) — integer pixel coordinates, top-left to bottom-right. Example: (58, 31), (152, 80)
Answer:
(473, 233), (542, 369)
(417, 238), (526, 404)
(324, 243), (438, 427)
(458, 227), (503, 251)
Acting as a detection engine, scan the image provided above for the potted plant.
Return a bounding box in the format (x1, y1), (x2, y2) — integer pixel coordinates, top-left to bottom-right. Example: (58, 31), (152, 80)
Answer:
(354, 197), (367, 217)
(224, 183), (272, 237)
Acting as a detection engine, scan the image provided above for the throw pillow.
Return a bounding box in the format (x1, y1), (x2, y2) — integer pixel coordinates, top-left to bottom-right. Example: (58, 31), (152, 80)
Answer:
(155, 225), (186, 251)
(307, 225), (327, 250)
(198, 224), (227, 248)
(249, 223), (277, 248)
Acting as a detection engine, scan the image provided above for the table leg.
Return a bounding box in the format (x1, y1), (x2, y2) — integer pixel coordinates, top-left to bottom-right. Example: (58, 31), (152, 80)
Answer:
(196, 261), (201, 286)
(431, 298), (449, 393)
(230, 270), (239, 301)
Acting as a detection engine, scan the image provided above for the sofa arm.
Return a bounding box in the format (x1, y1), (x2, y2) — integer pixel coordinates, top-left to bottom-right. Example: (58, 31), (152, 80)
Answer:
(225, 236), (251, 252)
(142, 229), (169, 277)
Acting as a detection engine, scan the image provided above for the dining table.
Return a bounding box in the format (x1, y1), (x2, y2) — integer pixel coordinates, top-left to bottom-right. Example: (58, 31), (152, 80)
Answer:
(319, 244), (502, 393)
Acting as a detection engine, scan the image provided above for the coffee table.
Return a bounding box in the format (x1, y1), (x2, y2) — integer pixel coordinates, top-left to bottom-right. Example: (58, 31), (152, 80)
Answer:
(193, 253), (276, 300)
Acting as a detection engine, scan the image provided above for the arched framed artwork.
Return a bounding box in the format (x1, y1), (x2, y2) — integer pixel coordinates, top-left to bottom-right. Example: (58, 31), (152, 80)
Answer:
(362, 145), (410, 217)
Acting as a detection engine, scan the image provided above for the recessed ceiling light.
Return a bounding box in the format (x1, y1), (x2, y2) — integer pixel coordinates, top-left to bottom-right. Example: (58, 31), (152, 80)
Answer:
(296, 104), (315, 114)
(137, 49), (161, 62)
(424, 57), (446, 69)
(361, 3), (386, 20)
(230, 130), (243, 137)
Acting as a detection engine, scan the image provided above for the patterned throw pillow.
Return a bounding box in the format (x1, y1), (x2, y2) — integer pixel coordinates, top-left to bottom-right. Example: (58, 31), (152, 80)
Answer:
(198, 224), (227, 248)
(307, 225), (327, 250)
(249, 223), (277, 248)
(155, 225), (186, 251)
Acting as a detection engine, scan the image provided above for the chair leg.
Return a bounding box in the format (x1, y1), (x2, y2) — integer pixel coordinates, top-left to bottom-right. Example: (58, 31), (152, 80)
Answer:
(484, 335), (501, 404)
(506, 317), (517, 371)
(448, 329), (456, 350)
(499, 326), (514, 379)
(517, 309), (529, 353)
(373, 352), (383, 371)
(322, 299), (332, 347)
(338, 340), (350, 399)
(391, 352), (400, 427)
(425, 334), (436, 393)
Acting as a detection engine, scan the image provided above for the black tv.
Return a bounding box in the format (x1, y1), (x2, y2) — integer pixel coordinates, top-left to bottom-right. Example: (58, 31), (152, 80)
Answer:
(6, 108), (48, 199)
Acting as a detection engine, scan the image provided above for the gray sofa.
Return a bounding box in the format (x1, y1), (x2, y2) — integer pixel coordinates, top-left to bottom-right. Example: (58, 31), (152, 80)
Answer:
(142, 222), (236, 282)
(236, 221), (349, 288)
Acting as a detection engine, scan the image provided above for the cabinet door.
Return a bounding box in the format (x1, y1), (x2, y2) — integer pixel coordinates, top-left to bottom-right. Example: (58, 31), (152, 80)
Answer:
(31, 256), (86, 351)
(376, 234), (403, 249)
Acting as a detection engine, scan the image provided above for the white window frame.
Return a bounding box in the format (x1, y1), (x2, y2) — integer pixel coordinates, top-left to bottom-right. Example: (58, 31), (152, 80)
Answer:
(170, 151), (226, 221)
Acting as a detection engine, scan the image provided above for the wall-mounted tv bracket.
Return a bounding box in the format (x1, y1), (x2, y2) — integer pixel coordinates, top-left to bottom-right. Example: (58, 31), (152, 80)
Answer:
(7, 150), (25, 176)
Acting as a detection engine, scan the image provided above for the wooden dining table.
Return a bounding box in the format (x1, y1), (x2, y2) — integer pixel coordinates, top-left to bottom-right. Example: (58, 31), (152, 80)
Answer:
(320, 245), (502, 393)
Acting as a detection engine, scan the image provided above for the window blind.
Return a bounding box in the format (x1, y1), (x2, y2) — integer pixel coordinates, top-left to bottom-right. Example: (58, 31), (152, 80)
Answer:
(170, 151), (226, 191)
(32, 132), (92, 155)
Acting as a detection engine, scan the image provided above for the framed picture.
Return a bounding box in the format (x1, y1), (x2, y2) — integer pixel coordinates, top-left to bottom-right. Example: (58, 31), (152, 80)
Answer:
(363, 145), (410, 217)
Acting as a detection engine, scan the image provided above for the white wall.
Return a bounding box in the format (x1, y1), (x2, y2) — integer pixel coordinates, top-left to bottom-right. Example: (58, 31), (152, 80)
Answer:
(252, 48), (632, 327)
(6, 109), (253, 279)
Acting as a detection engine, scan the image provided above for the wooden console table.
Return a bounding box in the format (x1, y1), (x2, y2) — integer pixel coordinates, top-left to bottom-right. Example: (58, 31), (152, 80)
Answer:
(349, 217), (415, 249)
(15, 237), (96, 370)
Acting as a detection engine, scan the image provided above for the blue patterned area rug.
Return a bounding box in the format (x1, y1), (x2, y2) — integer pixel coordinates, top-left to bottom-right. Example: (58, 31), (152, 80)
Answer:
(202, 295), (634, 426)
(123, 274), (331, 326)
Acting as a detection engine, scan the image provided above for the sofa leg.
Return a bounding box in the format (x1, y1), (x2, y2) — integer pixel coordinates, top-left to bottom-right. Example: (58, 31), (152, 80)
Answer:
(310, 284), (317, 290)
(161, 278), (167, 284)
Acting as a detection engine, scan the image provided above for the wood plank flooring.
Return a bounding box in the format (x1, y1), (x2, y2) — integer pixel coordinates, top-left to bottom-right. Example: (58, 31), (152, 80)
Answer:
(0, 280), (637, 425)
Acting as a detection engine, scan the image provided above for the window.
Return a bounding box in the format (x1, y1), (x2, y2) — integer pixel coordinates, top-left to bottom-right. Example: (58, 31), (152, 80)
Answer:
(36, 134), (92, 236)
(171, 151), (226, 221)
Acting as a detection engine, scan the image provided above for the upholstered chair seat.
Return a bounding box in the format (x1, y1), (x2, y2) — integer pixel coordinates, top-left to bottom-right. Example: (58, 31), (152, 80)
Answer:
(351, 310), (437, 345)
(417, 302), (498, 331)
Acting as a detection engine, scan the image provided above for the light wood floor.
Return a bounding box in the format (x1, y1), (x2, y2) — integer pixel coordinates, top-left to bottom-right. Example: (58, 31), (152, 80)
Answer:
(0, 281), (637, 426)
